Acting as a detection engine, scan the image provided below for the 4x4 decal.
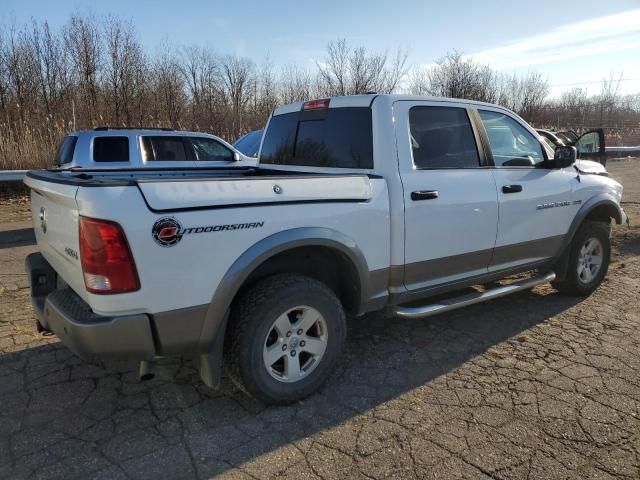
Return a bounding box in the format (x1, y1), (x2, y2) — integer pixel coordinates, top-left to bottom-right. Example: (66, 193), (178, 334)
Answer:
(152, 217), (264, 247)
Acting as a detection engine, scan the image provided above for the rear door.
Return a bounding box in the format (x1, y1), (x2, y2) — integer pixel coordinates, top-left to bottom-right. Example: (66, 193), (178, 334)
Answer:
(475, 108), (578, 271)
(575, 128), (606, 164)
(394, 100), (499, 291)
(188, 136), (237, 166)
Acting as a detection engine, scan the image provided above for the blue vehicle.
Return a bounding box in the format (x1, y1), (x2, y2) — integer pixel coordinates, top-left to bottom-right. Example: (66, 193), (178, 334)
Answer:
(233, 130), (264, 157)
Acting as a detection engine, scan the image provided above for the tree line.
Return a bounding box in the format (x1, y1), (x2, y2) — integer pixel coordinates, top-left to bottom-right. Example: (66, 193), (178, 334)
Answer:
(1, 13), (639, 170)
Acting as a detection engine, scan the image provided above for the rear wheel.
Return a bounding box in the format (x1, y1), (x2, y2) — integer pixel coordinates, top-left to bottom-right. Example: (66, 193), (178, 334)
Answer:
(553, 220), (611, 296)
(225, 274), (346, 405)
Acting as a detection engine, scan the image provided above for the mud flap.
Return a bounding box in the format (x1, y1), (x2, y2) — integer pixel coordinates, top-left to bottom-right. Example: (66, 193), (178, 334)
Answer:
(198, 317), (227, 389)
(552, 245), (571, 282)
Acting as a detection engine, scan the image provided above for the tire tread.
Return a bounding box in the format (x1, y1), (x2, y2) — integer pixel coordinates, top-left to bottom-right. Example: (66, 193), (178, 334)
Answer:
(225, 274), (346, 405)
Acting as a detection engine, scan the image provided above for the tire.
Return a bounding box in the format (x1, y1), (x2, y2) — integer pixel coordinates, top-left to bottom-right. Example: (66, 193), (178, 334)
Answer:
(225, 274), (347, 405)
(552, 220), (611, 296)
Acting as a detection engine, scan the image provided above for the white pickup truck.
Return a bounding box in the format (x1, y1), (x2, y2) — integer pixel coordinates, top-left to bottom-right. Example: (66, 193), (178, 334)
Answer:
(25, 94), (626, 405)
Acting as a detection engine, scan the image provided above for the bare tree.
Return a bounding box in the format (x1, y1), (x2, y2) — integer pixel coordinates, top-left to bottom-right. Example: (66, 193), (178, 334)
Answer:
(104, 16), (145, 125)
(317, 39), (408, 96)
(1, 12), (640, 170)
(221, 55), (253, 138)
(280, 64), (312, 104)
(424, 51), (499, 102)
(29, 20), (69, 116)
(65, 14), (101, 125)
(598, 71), (624, 125)
(407, 67), (430, 95)
(317, 38), (350, 96)
(516, 72), (549, 119)
(152, 42), (185, 127)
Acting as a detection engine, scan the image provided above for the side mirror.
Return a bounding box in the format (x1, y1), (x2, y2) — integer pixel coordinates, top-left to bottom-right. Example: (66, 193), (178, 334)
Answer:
(233, 151), (241, 162)
(553, 146), (576, 168)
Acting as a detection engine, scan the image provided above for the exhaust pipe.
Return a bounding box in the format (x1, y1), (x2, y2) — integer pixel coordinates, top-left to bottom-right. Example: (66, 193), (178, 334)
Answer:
(139, 360), (155, 381)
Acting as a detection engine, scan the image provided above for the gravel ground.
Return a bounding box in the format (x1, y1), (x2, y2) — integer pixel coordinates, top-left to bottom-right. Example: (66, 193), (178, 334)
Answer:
(0, 161), (639, 480)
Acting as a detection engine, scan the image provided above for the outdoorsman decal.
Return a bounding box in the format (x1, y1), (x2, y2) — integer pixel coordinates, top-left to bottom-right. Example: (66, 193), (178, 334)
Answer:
(152, 217), (264, 247)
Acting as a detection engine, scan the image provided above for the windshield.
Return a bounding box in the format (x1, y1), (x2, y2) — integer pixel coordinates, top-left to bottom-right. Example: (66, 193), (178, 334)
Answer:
(55, 136), (78, 166)
(233, 130), (263, 157)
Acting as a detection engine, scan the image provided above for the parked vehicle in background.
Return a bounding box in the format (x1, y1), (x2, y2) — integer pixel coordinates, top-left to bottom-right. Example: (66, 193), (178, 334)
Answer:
(54, 128), (257, 169)
(233, 129), (264, 157)
(25, 94), (626, 405)
(537, 128), (607, 166)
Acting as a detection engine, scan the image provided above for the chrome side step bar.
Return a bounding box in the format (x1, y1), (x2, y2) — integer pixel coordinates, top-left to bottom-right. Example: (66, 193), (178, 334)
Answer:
(392, 272), (556, 319)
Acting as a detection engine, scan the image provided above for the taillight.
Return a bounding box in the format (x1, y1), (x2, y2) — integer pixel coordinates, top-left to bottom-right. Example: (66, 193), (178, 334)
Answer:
(79, 216), (140, 294)
(302, 98), (330, 110)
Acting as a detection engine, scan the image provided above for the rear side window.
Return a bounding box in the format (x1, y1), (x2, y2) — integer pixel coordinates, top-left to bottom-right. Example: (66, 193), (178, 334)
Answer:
(409, 106), (480, 169)
(55, 136), (78, 166)
(190, 137), (234, 162)
(261, 107), (373, 169)
(141, 136), (188, 161)
(93, 137), (129, 162)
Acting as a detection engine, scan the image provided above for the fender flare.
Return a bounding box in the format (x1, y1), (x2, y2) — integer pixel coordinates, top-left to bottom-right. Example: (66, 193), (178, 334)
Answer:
(197, 227), (372, 352)
(551, 194), (623, 280)
(567, 194), (623, 240)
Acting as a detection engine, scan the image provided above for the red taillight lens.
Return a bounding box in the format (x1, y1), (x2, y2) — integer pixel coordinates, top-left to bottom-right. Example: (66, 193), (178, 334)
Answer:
(79, 217), (140, 294)
(302, 98), (330, 110)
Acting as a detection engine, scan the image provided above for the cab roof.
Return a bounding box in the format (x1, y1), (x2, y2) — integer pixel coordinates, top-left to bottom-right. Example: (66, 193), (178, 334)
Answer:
(272, 94), (511, 116)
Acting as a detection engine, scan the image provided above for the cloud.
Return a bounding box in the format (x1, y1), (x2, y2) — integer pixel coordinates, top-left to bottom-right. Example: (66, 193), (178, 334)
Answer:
(467, 9), (640, 69)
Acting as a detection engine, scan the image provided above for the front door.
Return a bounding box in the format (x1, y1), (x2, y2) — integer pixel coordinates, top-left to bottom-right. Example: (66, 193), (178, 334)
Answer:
(475, 108), (579, 271)
(394, 100), (499, 291)
(575, 128), (606, 165)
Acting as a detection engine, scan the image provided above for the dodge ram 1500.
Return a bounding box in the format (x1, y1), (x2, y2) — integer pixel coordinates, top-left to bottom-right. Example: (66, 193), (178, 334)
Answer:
(25, 94), (626, 404)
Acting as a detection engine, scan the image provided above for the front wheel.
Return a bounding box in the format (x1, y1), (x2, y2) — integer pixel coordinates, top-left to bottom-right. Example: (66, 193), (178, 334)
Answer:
(225, 274), (346, 405)
(553, 220), (611, 296)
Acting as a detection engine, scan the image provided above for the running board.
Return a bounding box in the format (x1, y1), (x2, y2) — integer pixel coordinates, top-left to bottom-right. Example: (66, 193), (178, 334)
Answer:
(392, 272), (556, 319)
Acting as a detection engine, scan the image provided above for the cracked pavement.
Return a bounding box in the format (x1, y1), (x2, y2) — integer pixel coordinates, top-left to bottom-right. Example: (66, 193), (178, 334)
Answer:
(1, 161), (640, 479)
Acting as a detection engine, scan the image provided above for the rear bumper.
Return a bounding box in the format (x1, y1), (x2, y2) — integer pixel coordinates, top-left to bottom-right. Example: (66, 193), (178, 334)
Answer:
(25, 252), (156, 360)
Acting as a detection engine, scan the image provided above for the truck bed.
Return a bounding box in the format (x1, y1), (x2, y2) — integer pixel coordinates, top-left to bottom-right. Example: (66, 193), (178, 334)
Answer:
(26, 167), (374, 211)
(24, 166), (387, 318)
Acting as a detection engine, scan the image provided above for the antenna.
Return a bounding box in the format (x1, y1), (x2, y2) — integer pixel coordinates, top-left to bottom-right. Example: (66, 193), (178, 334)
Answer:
(72, 99), (76, 131)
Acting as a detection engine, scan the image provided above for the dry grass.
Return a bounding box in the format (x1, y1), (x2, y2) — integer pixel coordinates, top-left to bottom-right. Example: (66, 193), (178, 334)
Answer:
(0, 119), (70, 171)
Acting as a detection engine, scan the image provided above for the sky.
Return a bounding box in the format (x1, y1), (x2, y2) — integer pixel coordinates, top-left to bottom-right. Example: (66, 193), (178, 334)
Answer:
(2, 0), (640, 98)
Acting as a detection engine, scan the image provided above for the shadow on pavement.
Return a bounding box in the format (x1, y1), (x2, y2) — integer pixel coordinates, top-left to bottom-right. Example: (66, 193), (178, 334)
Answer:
(0, 286), (583, 479)
(0, 227), (35, 249)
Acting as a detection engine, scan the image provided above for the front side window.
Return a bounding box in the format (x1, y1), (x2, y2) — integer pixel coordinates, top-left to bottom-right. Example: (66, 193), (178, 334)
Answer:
(409, 106), (480, 169)
(576, 131), (600, 156)
(141, 136), (188, 161)
(190, 137), (234, 162)
(93, 137), (129, 162)
(479, 110), (544, 167)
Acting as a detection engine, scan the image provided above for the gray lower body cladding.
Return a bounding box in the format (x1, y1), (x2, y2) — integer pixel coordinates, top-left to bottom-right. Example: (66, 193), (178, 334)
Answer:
(25, 252), (207, 361)
(24, 235), (564, 362)
(403, 235), (564, 287)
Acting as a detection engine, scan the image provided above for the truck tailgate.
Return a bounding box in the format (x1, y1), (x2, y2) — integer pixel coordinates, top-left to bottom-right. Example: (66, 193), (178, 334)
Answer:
(24, 176), (85, 296)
